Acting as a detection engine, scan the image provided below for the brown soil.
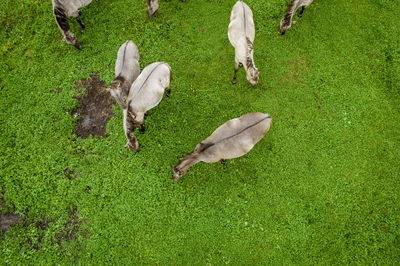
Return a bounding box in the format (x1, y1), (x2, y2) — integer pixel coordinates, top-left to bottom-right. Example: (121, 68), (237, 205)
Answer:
(64, 167), (81, 179)
(1, 194), (21, 233)
(0, 211), (21, 233)
(55, 207), (88, 247)
(73, 75), (115, 138)
(1, 193), (88, 249)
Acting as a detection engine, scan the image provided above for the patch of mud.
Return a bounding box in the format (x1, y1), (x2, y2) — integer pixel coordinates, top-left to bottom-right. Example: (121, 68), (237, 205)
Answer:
(28, 217), (53, 250)
(64, 167), (81, 179)
(1, 194), (88, 250)
(54, 207), (89, 247)
(24, 208), (88, 250)
(0, 211), (21, 233)
(1, 194), (21, 234)
(73, 74), (115, 138)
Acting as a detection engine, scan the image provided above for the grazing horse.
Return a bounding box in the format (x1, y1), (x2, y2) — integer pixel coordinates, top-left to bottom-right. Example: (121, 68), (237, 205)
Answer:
(172, 112), (272, 181)
(228, 1), (259, 86)
(147, 0), (186, 19)
(52, 0), (97, 49)
(124, 62), (172, 152)
(280, 0), (313, 35)
(109, 41), (140, 109)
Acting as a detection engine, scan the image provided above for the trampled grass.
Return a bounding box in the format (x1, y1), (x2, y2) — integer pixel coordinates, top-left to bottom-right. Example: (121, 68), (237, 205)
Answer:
(1, 0), (399, 264)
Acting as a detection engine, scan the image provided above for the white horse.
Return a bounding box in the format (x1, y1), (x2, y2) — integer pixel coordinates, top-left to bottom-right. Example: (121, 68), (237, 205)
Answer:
(280, 0), (313, 35)
(172, 112), (272, 181)
(147, 0), (186, 19)
(109, 41), (140, 109)
(124, 62), (172, 152)
(228, 1), (259, 86)
(52, 0), (97, 49)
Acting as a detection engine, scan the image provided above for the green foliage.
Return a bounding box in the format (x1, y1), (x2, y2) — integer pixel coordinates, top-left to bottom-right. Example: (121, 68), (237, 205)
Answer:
(1, 0), (399, 264)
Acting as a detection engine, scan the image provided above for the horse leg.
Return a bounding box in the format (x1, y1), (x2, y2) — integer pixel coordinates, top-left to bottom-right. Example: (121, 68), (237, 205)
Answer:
(298, 6), (305, 18)
(76, 12), (85, 32)
(166, 84), (171, 97)
(140, 123), (146, 134)
(232, 62), (239, 84)
(147, 0), (158, 19)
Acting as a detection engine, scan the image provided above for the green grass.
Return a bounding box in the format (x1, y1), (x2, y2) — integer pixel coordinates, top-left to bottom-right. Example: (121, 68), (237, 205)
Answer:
(1, 0), (400, 264)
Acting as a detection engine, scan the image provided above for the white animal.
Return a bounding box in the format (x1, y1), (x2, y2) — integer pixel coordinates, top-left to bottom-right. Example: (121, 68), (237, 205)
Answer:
(146, 0), (159, 19)
(147, 0), (187, 19)
(124, 62), (172, 152)
(109, 41), (140, 109)
(228, 1), (259, 86)
(172, 112), (272, 181)
(280, 0), (313, 35)
(52, 0), (97, 50)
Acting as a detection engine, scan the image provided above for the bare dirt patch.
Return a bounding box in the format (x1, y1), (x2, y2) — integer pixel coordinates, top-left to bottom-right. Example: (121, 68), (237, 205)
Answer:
(54, 207), (89, 247)
(0, 211), (21, 233)
(28, 216), (53, 250)
(1, 194), (21, 234)
(1, 193), (88, 250)
(73, 74), (115, 138)
(63, 167), (81, 179)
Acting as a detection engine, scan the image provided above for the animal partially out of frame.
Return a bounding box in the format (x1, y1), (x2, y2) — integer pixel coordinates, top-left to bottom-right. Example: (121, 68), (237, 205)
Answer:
(147, 0), (186, 19)
(280, 0), (313, 35)
(52, 0), (97, 50)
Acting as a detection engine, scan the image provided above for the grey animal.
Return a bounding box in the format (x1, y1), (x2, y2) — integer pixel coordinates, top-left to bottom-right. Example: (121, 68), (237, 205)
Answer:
(147, 0), (186, 19)
(280, 0), (313, 35)
(146, 0), (159, 19)
(228, 1), (259, 86)
(52, 0), (97, 50)
(124, 62), (172, 152)
(172, 112), (272, 181)
(109, 41), (140, 109)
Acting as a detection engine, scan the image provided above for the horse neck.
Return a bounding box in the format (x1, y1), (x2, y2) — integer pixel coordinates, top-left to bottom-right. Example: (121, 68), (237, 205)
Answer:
(176, 151), (201, 173)
(284, 0), (300, 23)
(245, 39), (256, 71)
(245, 52), (256, 71)
(124, 105), (140, 141)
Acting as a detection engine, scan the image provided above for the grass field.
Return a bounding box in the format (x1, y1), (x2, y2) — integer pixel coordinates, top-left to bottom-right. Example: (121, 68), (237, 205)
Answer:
(1, 0), (400, 264)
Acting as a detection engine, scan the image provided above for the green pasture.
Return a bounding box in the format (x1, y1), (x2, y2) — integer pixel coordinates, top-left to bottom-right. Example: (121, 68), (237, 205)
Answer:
(1, 0), (399, 264)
